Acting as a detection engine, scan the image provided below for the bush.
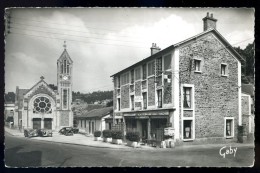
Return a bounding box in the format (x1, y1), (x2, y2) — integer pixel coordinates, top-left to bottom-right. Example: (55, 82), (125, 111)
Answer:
(102, 130), (112, 138)
(125, 131), (140, 142)
(111, 130), (123, 139)
(94, 131), (101, 137)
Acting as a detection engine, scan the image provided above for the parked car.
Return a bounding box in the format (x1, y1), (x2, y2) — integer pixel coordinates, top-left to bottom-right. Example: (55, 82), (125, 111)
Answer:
(37, 129), (53, 137)
(24, 129), (38, 138)
(59, 127), (74, 136)
(72, 127), (79, 134)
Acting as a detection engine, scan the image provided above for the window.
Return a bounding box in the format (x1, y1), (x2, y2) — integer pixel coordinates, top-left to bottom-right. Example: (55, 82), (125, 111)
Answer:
(63, 89), (67, 109)
(135, 67), (141, 80)
(121, 73), (129, 85)
(142, 64), (147, 79)
(131, 70), (134, 84)
(157, 89), (162, 108)
(67, 65), (69, 74)
(225, 118), (234, 138)
(117, 98), (121, 111)
(164, 54), (171, 70)
(117, 76), (121, 88)
(183, 87), (192, 108)
(142, 92), (147, 109)
(156, 57), (162, 76)
(33, 96), (52, 114)
(61, 64), (63, 73)
(131, 95), (134, 110)
(221, 64), (227, 76)
(194, 59), (201, 72)
(148, 61), (155, 76)
(64, 60), (67, 73)
(89, 121), (91, 133)
(183, 120), (193, 139)
(85, 120), (87, 128)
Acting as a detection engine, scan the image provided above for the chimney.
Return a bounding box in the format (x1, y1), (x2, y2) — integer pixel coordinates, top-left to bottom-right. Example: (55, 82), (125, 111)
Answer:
(202, 12), (217, 31)
(150, 43), (161, 55)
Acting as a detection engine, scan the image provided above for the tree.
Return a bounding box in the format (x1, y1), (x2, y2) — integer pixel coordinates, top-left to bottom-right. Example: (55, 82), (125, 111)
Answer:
(234, 42), (254, 84)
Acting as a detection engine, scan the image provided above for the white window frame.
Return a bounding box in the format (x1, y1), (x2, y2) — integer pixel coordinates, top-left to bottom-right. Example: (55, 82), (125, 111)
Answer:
(194, 58), (202, 73)
(224, 117), (234, 138)
(221, 63), (228, 77)
(163, 54), (172, 71)
(182, 119), (194, 141)
(147, 60), (155, 77)
(135, 66), (142, 81)
(181, 84), (194, 111)
(120, 72), (130, 86)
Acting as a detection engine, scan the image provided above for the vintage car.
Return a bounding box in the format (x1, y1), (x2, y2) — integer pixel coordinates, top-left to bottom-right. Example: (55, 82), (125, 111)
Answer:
(37, 129), (53, 137)
(59, 127), (74, 136)
(24, 129), (38, 138)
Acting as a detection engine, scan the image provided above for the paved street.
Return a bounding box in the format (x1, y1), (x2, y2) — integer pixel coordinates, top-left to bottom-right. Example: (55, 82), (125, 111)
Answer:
(5, 133), (254, 167)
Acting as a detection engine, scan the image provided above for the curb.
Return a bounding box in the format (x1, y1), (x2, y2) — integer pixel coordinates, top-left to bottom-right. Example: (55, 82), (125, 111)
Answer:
(29, 137), (143, 150)
(5, 128), (254, 150)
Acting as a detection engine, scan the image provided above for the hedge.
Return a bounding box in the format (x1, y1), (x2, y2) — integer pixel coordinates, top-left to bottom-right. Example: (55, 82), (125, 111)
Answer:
(125, 131), (140, 142)
(102, 130), (112, 138)
(111, 130), (123, 139)
(94, 131), (101, 137)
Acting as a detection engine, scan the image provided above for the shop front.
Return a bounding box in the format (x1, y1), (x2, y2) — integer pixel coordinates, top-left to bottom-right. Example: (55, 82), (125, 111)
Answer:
(123, 109), (173, 142)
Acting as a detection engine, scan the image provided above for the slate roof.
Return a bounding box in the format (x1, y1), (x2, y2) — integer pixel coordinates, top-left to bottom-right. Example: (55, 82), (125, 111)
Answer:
(73, 104), (105, 118)
(242, 84), (254, 97)
(77, 107), (113, 119)
(111, 28), (245, 77)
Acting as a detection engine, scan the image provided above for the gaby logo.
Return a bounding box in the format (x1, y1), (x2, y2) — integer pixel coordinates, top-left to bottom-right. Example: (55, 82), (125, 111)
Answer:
(219, 146), (237, 158)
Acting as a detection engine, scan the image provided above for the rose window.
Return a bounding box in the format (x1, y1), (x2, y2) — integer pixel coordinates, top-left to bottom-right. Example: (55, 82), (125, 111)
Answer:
(33, 97), (52, 113)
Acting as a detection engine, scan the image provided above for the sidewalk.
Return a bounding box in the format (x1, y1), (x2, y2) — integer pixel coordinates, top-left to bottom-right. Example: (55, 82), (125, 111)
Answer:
(5, 127), (254, 150)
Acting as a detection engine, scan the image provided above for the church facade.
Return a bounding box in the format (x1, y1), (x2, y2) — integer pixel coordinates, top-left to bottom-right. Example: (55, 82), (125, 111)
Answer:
(13, 44), (73, 131)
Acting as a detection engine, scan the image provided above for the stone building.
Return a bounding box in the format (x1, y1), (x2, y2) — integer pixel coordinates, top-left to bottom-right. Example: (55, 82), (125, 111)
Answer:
(241, 84), (254, 141)
(77, 107), (113, 135)
(13, 43), (73, 130)
(111, 13), (245, 144)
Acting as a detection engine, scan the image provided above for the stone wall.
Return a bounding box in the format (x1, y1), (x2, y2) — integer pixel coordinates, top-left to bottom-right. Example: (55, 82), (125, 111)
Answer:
(179, 33), (239, 139)
(135, 81), (142, 96)
(148, 77), (155, 106)
(183, 110), (193, 117)
(60, 111), (70, 126)
(242, 96), (249, 115)
(113, 78), (117, 110)
(121, 85), (130, 109)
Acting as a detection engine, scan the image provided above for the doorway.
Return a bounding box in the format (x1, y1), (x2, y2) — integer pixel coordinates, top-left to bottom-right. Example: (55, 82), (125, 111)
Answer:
(32, 118), (41, 129)
(141, 119), (148, 141)
(44, 118), (52, 129)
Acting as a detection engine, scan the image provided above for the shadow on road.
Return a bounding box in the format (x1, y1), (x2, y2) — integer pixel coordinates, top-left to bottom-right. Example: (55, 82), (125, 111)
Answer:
(5, 146), (42, 167)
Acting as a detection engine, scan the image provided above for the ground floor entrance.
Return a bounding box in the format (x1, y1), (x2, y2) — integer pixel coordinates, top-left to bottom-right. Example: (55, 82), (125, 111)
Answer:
(32, 118), (53, 129)
(44, 118), (52, 129)
(32, 118), (41, 129)
(125, 116), (168, 142)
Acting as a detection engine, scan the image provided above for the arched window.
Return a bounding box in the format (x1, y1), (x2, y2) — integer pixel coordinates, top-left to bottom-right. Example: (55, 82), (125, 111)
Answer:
(67, 64), (69, 74)
(64, 60), (67, 73)
(61, 64), (63, 73)
(33, 96), (52, 114)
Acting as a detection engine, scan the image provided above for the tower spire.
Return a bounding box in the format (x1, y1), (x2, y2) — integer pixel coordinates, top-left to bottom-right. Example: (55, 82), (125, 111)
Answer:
(63, 41), (67, 50)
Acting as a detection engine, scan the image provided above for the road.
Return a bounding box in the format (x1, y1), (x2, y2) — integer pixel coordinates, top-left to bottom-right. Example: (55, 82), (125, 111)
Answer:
(5, 133), (254, 167)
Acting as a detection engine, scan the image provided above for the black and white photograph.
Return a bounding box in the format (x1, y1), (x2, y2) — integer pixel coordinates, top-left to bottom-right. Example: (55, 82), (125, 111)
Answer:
(4, 8), (255, 167)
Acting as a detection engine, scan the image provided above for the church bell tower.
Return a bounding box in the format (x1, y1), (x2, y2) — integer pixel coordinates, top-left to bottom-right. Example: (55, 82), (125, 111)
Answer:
(57, 41), (73, 127)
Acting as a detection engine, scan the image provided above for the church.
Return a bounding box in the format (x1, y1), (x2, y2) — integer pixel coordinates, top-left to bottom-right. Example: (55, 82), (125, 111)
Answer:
(13, 42), (73, 131)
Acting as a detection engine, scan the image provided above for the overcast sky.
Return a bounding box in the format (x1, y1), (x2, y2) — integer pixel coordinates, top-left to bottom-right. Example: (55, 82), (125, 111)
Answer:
(5, 8), (254, 93)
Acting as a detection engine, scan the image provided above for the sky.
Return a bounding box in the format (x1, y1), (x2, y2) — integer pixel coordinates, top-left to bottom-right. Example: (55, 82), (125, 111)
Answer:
(4, 8), (254, 93)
